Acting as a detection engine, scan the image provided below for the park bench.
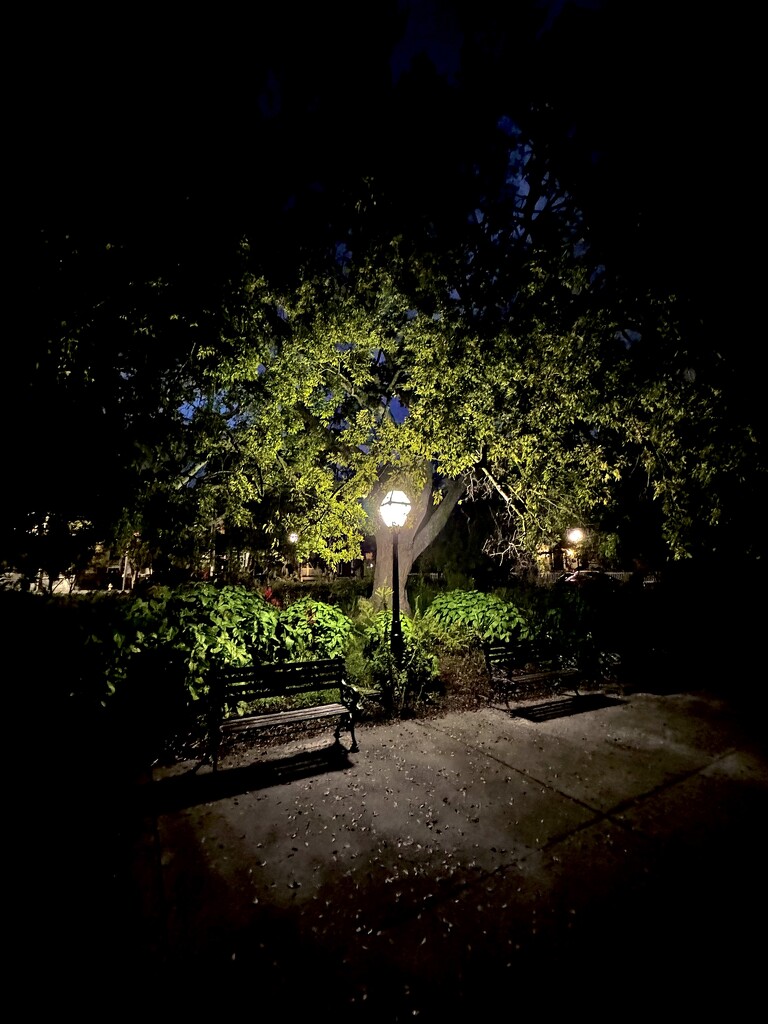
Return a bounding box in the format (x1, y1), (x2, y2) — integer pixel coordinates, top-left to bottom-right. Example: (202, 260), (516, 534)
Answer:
(207, 657), (360, 771)
(484, 641), (581, 710)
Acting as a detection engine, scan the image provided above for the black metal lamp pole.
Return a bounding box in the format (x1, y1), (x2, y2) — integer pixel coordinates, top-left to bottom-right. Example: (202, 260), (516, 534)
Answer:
(379, 489), (411, 674)
(391, 526), (404, 667)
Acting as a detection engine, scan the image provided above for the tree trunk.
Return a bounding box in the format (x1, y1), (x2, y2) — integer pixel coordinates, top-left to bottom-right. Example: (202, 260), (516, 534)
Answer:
(371, 471), (465, 617)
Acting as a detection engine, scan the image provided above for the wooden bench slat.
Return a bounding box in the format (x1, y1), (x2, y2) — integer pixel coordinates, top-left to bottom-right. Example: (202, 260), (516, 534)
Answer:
(511, 668), (578, 684)
(221, 684), (341, 703)
(221, 703), (349, 735)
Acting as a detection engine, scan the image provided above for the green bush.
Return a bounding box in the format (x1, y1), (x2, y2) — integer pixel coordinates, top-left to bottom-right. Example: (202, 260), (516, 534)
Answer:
(118, 583), (280, 695)
(268, 576), (371, 614)
(275, 596), (352, 660)
(419, 585), (618, 676)
(347, 609), (440, 716)
(423, 589), (532, 646)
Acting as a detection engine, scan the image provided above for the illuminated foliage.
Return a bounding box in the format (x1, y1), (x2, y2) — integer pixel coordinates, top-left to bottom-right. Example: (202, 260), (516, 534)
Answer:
(183, 220), (763, 590)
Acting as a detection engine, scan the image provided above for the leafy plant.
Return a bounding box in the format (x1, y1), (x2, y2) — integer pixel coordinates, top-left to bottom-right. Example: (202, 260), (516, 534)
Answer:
(275, 596), (352, 660)
(352, 610), (440, 716)
(423, 590), (531, 645)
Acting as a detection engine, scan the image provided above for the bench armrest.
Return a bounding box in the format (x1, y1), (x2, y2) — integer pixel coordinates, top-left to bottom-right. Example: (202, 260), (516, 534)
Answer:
(341, 680), (363, 713)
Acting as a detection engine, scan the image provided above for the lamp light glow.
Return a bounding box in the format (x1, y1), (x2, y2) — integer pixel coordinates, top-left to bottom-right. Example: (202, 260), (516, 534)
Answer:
(380, 490), (412, 528)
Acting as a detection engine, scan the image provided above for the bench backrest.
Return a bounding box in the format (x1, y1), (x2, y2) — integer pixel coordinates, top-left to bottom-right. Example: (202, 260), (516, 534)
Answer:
(484, 642), (517, 665)
(211, 657), (346, 706)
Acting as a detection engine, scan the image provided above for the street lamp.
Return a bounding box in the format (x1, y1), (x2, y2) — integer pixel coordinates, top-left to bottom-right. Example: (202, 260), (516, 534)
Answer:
(566, 528), (585, 569)
(379, 489), (411, 666)
(285, 531), (300, 579)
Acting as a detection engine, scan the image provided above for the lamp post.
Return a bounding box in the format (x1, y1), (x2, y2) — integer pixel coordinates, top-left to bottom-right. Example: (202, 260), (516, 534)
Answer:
(380, 489), (411, 667)
(285, 531), (300, 579)
(566, 528), (585, 570)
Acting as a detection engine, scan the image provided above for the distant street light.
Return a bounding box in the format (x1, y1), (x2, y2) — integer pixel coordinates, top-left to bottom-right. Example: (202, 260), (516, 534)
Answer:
(566, 527), (585, 570)
(379, 489), (412, 667)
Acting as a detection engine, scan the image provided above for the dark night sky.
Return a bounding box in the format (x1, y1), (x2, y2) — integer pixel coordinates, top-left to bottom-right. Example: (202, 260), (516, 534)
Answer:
(10, 1), (762, 372)
(11, 4), (735, 207)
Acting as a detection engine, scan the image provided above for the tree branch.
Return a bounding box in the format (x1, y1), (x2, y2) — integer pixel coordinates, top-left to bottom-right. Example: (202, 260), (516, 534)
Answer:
(412, 475), (467, 561)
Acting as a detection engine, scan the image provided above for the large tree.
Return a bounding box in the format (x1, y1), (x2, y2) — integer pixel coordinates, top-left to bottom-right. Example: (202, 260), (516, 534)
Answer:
(176, 199), (760, 614)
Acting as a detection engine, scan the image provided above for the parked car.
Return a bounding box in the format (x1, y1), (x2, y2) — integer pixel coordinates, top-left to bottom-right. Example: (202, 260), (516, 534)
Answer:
(556, 570), (618, 590)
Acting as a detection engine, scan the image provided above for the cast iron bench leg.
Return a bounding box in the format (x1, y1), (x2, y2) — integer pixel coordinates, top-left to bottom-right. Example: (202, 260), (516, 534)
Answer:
(335, 712), (359, 753)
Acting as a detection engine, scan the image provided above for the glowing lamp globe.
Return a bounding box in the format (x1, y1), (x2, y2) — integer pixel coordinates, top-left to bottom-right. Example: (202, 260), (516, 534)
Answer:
(380, 490), (411, 529)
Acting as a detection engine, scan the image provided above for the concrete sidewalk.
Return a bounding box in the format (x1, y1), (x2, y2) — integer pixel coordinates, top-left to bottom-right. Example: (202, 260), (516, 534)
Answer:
(101, 686), (767, 1019)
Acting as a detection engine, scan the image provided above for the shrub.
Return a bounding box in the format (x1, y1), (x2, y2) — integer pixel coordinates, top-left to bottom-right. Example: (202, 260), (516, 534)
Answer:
(122, 583), (281, 691)
(275, 596), (352, 660)
(348, 609), (440, 716)
(268, 576), (371, 614)
(423, 590), (532, 646)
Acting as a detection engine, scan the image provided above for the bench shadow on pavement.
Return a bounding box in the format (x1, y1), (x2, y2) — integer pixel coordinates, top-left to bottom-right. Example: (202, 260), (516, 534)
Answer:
(147, 743), (354, 814)
(506, 693), (625, 723)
